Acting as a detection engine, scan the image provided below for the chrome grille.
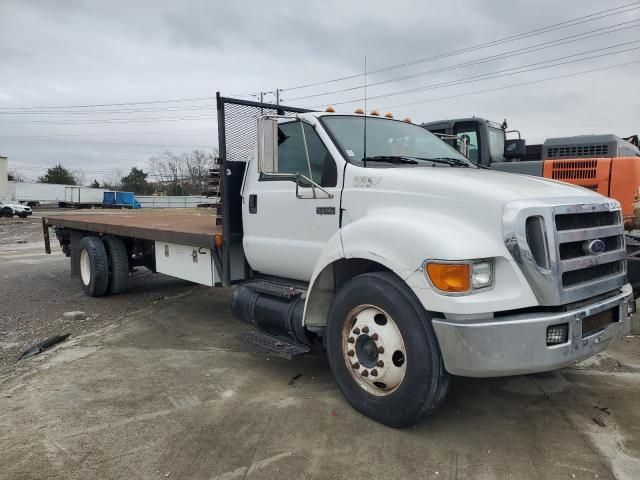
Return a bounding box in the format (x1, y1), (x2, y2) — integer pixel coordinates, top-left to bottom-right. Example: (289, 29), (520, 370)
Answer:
(504, 198), (627, 305)
(554, 210), (625, 290)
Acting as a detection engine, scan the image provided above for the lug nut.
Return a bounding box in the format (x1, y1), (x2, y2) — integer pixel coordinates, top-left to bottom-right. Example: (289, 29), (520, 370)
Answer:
(353, 328), (360, 335)
(376, 360), (384, 368)
(371, 369), (378, 377)
(347, 337), (355, 344)
(352, 362), (360, 369)
(347, 349), (355, 357)
(377, 346), (385, 354)
(362, 326), (369, 334)
(361, 370), (369, 377)
(371, 333), (379, 341)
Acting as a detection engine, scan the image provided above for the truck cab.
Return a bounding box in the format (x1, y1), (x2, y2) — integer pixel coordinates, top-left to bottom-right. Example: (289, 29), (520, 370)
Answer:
(421, 117), (508, 166)
(236, 105), (633, 422)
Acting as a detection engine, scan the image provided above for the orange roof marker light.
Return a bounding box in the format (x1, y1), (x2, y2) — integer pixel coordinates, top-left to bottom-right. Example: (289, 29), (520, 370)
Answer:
(370, 110), (380, 116)
(325, 106), (336, 113)
(403, 117), (412, 123)
(384, 112), (394, 118)
(354, 107), (364, 114)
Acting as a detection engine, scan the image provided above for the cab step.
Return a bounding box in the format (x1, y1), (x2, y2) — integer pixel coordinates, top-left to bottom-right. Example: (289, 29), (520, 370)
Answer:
(243, 279), (306, 299)
(238, 330), (311, 359)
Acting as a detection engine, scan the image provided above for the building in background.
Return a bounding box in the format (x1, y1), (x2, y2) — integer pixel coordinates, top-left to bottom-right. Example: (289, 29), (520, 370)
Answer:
(0, 156), (8, 199)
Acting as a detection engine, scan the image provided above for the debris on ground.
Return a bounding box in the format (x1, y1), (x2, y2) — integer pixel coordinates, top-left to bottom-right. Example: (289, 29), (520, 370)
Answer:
(592, 417), (606, 427)
(594, 406), (610, 415)
(288, 373), (304, 385)
(18, 333), (71, 360)
(63, 311), (87, 320)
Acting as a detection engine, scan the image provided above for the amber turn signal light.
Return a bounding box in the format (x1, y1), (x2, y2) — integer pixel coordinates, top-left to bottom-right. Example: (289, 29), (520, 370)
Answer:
(425, 263), (470, 293)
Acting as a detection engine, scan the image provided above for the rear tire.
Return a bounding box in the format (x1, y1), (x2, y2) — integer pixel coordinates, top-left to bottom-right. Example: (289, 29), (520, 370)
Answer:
(78, 236), (109, 297)
(103, 236), (129, 294)
(326, 271), (450, 427)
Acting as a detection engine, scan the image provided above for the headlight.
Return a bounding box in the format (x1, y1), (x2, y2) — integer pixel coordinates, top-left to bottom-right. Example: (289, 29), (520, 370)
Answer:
(425, 259), (493, 295)
(471, 261), (492, 289)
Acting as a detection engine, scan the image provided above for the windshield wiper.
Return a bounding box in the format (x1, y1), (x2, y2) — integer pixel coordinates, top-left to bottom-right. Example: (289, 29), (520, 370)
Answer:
(362, 155), (418, 165)
(410, 156), (474, 168)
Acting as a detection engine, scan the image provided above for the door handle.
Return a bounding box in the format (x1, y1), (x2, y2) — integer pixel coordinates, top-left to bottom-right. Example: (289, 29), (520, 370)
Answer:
(249, 194), (257, 214)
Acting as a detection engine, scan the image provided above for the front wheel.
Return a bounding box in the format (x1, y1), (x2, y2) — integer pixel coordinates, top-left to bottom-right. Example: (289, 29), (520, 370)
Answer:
(326, 272), (450, 427)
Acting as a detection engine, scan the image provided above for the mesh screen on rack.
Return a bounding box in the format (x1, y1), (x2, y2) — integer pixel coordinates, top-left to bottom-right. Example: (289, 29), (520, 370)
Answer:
(221, 100), (312, 163)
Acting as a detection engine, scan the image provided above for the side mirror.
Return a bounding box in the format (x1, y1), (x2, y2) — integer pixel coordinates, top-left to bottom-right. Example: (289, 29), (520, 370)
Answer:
(257, 117), (278, 173)
(504, 139), (527, 158)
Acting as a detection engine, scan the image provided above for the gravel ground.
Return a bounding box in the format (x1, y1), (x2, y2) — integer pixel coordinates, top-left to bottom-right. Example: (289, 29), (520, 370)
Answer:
(0, 215), (197, 373)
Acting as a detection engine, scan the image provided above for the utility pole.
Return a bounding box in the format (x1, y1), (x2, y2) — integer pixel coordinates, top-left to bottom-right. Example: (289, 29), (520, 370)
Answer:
(276, 89), (280, 105)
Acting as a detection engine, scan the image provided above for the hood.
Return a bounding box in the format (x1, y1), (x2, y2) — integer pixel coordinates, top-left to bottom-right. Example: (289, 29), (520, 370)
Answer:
(342, 165), (611, 260)
(375, 166), (599, 205)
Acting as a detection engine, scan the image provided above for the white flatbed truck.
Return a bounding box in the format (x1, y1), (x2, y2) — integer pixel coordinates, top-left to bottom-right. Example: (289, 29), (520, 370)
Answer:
(43, 94), (635, 427)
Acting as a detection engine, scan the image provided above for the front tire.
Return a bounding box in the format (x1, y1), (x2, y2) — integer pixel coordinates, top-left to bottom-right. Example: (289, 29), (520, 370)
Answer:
(78, 236), (109, 297)
(326, 272), (450, 427)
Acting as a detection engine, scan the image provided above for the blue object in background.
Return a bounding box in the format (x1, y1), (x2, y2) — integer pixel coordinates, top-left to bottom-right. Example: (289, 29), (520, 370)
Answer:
(103, 191), (141, 209)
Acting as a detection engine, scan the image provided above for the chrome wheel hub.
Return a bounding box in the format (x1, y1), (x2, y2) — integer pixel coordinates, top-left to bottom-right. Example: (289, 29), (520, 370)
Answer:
(342, 305), (407, 396)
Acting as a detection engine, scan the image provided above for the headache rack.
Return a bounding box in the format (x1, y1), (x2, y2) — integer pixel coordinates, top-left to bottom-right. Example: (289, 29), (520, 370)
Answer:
(216, 93), (313, 286)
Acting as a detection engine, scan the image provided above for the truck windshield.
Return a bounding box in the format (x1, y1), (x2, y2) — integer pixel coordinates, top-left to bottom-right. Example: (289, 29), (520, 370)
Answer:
(322, 116), (472, 167)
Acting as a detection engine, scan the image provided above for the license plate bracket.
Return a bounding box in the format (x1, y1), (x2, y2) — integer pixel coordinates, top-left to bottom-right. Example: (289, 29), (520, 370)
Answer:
(582, 307), (618, 339)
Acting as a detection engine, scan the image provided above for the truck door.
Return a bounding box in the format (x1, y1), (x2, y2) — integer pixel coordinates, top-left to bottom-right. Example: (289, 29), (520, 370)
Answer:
(242, 118), (341, 281)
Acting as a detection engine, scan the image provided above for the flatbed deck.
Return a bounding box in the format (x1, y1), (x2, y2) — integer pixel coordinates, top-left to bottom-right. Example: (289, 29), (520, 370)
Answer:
(45, 212), (221, 249)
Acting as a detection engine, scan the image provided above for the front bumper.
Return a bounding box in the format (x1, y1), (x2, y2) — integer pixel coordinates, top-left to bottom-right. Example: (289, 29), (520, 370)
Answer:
(432, 283), (633, 377)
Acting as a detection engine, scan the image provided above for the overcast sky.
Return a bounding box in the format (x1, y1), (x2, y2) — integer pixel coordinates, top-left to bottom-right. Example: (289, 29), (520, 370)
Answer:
(1, 0), (639, 183)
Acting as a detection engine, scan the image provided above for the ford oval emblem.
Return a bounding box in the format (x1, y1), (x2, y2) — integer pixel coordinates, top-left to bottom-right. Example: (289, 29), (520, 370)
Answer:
(584, 239), (606, 255)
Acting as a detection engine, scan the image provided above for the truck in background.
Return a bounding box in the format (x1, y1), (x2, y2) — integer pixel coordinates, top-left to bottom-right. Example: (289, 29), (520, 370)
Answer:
(4, 181), (110, 207)
(59, 186), (106, 208)
(421, 117), (640, 295)
(103, 191), (141, 209)
(43, 95), (634, 427)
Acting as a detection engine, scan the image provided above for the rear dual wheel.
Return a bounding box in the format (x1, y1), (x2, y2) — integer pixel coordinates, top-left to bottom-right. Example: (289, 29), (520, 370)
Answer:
(79, 236), (109, 297)
(78, 236), (129, 296)
(326, 272), (450, 427)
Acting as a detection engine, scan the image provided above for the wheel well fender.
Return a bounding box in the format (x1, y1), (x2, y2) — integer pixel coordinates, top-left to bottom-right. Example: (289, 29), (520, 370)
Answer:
(303, 257), (399, 328)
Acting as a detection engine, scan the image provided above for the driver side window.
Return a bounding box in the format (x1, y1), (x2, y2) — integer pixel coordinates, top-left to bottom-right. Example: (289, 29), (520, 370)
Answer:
(276, 122), (337, 187)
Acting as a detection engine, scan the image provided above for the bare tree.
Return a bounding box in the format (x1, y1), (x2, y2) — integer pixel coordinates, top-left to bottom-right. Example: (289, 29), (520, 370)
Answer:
(101, 169), (124, 191)
(147, 149), (217, 195)
(8, 169), (25, 182)
(73, 169), (87, 186)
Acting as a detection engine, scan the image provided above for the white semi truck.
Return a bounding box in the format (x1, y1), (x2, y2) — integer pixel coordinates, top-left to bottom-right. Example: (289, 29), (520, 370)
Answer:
(43, 95), (634, 427)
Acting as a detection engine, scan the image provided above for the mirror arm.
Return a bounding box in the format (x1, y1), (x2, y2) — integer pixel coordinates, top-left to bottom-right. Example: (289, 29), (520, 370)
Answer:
(298, 121), (316, 197)
(295, 174), (333, 199)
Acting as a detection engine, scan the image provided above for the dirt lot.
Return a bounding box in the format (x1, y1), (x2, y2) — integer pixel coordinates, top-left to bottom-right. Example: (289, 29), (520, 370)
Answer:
(1, 213), (640, 479)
